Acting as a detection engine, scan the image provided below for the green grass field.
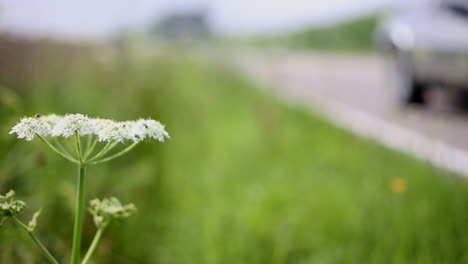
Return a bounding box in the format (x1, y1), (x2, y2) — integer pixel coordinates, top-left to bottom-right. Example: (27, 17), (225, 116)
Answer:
(2, 52), (468, 263)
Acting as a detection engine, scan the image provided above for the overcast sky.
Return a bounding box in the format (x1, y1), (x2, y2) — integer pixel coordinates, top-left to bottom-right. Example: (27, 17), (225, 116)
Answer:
(0, 0), (393, 37)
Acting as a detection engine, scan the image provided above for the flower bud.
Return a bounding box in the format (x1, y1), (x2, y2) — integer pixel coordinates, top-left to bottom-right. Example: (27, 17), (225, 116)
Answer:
(0, 190), (26, 223)
(88, 197), (136, 228)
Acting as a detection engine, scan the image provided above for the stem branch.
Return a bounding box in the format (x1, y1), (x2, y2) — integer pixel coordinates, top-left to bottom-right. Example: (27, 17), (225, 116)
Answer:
(12, 216), (59, 264)
(37, 135), (80, 165)
(84, 137), (99, 160)
(88, 142), (117, 163)
(75, 132), (84, 164)
(81, 227), (106, 264)
(89, 142), (139, 165)
(52, 138), (74, 158)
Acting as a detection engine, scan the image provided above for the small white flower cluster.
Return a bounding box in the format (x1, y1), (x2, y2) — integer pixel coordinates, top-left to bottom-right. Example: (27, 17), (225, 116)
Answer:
(9, 117), (51, 141)
(0, 190), (26, 223)
(52, 114), (95, 138)
(10, 114), (169, 143)
(89, 197), (136, 228)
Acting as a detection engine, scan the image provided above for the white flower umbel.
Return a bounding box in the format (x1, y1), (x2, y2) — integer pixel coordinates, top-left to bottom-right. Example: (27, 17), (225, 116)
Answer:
(8, 113), (169, 264)
(91, 118), (115, 133)
(42, 114), (63, 127)
(97, 121), (136, 143)
(133, 119), (170, 142)
(9, 117), (51, 141)
(97, 119), (170, 143)
(52, 114), (95, 138)
(10, 113), (169, 166)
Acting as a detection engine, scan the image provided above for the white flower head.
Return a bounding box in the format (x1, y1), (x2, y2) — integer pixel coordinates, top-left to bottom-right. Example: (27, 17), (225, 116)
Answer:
(52, 114), (94, 138)
(9, 116), (51, 141)
(92, 118), (115, 132)
(41, 114), (63, 126)
(10, 113), (169, 145)
(132, 119), (170, 142)
(97, 121), (136, 143)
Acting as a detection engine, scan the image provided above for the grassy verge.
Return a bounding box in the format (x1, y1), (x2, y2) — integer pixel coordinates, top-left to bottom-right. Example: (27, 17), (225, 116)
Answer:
(253, 15), (379, 52)
(1, 51), (468, 263)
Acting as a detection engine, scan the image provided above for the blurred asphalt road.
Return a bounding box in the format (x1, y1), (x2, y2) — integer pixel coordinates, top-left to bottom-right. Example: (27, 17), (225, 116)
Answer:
(235, 51), (468, 177)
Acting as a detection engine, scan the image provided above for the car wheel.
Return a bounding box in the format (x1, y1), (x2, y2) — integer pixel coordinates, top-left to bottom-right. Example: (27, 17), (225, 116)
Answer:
(393, 54), (427, 106)
(399, 78), (427, 105)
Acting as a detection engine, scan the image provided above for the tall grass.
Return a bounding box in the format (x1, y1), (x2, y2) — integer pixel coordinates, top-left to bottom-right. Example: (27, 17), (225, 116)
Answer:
(1, 50), (468, 263)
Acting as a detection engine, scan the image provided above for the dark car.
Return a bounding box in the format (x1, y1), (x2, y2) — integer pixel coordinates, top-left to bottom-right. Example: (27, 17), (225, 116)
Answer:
(376, 0), (468, 106)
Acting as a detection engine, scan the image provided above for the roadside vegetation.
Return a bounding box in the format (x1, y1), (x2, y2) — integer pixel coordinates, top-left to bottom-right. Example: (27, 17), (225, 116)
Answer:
(253, 15), (379, 52)
(1, 48), (468, 263)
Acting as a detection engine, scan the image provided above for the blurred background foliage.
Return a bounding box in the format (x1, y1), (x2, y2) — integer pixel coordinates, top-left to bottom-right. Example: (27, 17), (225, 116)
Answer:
(1, 34), (468, 264)
(250, 15), (379, 52)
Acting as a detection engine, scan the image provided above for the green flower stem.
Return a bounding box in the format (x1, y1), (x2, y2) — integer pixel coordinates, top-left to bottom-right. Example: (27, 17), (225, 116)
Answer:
(75, 132), (84, 164)
(87, 141), (117, 163)
(84, 135), (93, 152)
(84, 137), (99, 160)
(11, 216), (59, 264)
(37, 135), (80, 165)
(52, 138), (74, 158)
(89, 142), (139, 165)
(71, 166), (86, 264)
(81, 226), (106, 264)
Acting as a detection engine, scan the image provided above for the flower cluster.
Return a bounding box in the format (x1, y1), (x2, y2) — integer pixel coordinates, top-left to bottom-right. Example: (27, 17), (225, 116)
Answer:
(0, 190), (26, 224)
(10, 114), (169, 143)
(9, 117), (51, 141)
(52, 114), (94, 138)
(89, 197), (136, 228)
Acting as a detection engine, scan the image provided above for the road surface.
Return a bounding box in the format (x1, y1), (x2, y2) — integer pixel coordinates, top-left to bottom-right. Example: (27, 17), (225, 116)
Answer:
(235, 51), (468, 177)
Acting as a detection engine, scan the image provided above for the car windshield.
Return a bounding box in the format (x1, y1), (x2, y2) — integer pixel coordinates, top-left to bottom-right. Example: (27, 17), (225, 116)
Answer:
(441, 0), (468, 18)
